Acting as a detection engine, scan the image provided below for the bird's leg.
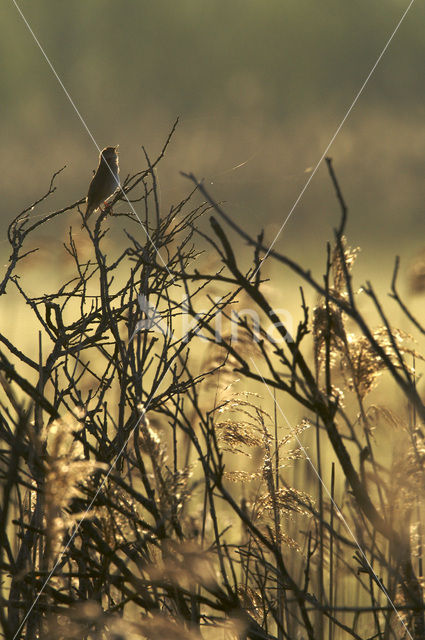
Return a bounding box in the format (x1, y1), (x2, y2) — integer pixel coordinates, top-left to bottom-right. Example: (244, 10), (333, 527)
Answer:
(103, 201), (114, 216)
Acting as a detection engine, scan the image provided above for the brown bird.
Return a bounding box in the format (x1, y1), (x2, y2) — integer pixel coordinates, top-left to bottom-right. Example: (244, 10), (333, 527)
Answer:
(82, 146), (120, 226)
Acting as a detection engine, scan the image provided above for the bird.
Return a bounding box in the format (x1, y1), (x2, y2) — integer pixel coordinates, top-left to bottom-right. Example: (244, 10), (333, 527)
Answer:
(82, 146), (120, 226)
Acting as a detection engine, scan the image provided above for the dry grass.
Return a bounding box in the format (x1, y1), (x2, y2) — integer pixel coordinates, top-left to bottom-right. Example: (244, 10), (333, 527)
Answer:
(0, 133), (424, 640)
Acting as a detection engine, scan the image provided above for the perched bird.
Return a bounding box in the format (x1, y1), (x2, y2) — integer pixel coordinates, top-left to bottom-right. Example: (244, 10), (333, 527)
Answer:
(83, 146), (120, 226)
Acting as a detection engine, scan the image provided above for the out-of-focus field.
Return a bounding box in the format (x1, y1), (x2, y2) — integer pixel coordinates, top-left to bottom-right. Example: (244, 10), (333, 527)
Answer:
(1, 5), (425, 636)
(2, 1), (425, 375)
(1, 1), (424, 252)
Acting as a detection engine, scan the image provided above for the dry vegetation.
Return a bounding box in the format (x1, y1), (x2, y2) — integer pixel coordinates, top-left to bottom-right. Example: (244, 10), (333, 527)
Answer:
(0, 128), (424, 640)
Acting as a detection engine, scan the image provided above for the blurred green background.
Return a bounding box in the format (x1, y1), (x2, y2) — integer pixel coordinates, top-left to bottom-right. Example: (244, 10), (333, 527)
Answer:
(1, 0), (424, 341)
(1, 6), (424, 627)
(1, 7), (423, 631)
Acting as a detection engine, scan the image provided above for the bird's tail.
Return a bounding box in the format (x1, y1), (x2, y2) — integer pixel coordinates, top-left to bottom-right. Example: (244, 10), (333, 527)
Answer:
(81, 203), (94, 229)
